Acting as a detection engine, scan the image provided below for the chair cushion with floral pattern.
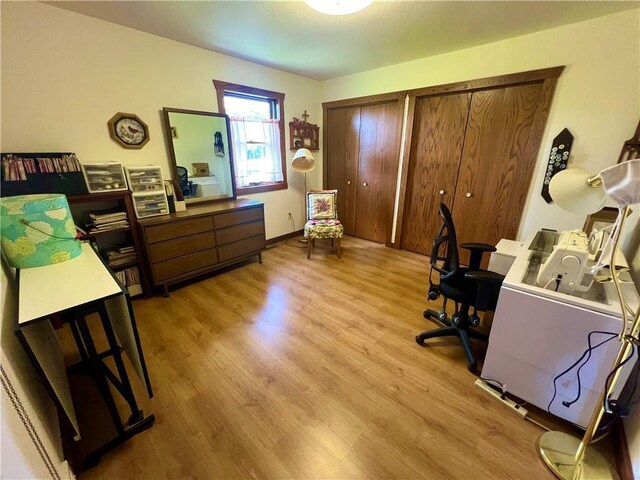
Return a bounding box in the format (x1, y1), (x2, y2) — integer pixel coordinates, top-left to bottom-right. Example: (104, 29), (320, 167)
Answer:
(304, 219), (344, 239)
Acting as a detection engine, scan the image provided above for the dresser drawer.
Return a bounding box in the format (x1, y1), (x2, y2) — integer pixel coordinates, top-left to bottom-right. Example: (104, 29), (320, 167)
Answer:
(145, 216), (213, 244)
(152, 248), (218, 281)
(216, 221), (265, 246)
(218, 236), (265, 262)
(215, 206), (263, 228)
(148, 231), (216, 263)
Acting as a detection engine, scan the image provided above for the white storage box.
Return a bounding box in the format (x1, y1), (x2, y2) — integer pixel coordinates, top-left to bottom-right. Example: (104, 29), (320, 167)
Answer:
(131, 190), (169, 219)
(125, 166), (165, 193)
(81, 163), (127, 193)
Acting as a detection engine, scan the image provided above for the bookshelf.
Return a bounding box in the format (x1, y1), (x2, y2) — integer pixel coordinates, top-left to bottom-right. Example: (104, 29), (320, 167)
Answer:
(67, 191), (150, 297)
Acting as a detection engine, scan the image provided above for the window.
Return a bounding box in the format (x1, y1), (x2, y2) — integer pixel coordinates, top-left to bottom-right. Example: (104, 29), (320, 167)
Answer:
(213, 80), (287, 194)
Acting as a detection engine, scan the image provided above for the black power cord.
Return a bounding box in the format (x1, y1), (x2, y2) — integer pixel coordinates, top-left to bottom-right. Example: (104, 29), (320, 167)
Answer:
(547, 330), (618, 414)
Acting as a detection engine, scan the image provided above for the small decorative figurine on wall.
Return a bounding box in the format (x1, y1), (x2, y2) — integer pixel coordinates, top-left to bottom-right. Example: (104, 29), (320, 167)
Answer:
(289, 110), (320, 151)
(542, 128), (573, 203)
(214, 131), (225, 156)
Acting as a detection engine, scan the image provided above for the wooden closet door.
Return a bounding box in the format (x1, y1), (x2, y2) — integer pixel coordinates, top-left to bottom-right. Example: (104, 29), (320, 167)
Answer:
(355, 102), (403, 243)
(452, 83), (544, 262)
(325, 106), (360, 236)
(400, 93), (471, 255)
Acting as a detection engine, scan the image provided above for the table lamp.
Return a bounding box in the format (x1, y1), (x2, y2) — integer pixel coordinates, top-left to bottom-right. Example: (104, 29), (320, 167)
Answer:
(0, 193), (82, 268)
(540, 159), (640, 480)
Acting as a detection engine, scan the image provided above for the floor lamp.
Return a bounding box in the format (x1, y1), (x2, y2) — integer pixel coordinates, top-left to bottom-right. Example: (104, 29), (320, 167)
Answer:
(539, 159), (640, 480)
(292, 148), (316, 243)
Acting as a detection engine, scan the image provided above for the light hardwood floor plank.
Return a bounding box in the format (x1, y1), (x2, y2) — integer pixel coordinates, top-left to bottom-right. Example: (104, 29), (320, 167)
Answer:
(78, 236), (607, 480)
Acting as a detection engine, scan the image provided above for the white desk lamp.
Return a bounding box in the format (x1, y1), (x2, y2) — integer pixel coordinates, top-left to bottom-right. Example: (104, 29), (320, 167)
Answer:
(540, 159), (640, 480)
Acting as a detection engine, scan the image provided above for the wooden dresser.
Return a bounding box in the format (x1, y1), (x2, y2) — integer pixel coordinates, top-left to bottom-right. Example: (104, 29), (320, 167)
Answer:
(138, 199), (265, 295)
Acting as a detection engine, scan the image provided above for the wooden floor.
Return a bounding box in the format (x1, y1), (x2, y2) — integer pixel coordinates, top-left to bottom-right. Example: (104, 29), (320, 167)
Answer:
(80, 236), (590, 479)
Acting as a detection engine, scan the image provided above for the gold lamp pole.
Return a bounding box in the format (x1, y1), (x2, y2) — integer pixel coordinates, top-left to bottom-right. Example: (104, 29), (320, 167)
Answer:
(291, 148), (316, 243)
(539, 160), (640, 480)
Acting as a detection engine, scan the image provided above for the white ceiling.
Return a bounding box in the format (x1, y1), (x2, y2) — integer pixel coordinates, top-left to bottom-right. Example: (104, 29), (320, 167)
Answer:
(46, 1), (638, 80)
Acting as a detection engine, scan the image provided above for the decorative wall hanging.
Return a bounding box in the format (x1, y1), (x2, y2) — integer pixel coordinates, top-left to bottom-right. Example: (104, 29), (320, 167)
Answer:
(214, 131), (225, 157)
(289, 110), (319, 151)
(542, 128), (573, 203)
(108, 112), (150, 149)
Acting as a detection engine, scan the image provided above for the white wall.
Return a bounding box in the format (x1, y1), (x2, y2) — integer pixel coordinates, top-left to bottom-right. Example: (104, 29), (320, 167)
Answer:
(0, 1), (324, 240)
(322, 9), (640, 242)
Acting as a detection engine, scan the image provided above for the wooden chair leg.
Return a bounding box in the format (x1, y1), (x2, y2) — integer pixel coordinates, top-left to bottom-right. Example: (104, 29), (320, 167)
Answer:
(336, 237), (342, 258)
(307, 238), (312, 259)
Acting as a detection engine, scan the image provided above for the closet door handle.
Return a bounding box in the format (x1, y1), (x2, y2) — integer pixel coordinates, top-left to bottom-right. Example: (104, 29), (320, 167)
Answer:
(363, 182), (368, 187)
(439, 189), (445, 195)
(465, 192), (472, 198)
(347, 180), (351, 185)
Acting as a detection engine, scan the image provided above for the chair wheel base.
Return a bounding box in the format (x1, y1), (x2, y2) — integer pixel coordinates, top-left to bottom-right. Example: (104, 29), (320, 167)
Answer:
(415, 335), (425, 346)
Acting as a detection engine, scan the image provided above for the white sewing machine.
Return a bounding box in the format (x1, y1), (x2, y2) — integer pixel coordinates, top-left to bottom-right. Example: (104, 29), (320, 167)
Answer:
(536, 229), (592, 294)
(482, 233), (639, 428)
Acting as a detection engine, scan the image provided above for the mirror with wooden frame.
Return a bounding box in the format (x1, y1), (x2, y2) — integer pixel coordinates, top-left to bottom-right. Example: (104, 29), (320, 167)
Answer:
(162, 108), (236, 204)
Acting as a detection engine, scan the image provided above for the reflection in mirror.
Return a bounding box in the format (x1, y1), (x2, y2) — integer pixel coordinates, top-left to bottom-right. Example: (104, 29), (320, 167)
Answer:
(162, 108), (236, 204)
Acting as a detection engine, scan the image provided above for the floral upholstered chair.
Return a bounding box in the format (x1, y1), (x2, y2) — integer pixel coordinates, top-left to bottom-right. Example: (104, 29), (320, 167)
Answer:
(304, 189), (343, 259)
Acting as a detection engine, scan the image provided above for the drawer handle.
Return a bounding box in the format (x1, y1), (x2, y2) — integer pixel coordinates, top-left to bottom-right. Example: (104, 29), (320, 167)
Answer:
(439, 189), (445, 195)
(363, 182), (368, 187)
(466, 192), (472, 198)
(347, 180), (351, 185)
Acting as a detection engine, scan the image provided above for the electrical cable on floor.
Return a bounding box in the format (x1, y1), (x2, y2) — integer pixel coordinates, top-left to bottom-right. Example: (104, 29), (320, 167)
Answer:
(284, 215), (306, 248)
(524, 416), (550, 431)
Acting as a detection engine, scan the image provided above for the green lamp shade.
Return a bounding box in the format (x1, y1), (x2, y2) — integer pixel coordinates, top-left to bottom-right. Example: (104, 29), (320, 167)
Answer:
(1, 194), (82, 268)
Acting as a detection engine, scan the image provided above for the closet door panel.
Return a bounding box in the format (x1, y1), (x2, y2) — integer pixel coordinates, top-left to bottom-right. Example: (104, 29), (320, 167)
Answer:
(326, 107), (360, 235)
(400, 93), (471, 255)
(355, 102), (403, 243)
(452, 83), (544, 262)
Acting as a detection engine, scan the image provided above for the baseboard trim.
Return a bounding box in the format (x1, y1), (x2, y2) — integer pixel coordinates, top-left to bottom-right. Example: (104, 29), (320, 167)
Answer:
(611, 418), (633, 480)
(266, 230), (303, 246)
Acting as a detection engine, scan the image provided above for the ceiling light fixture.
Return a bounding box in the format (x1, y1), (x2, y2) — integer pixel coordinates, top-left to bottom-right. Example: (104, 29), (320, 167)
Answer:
(304, 0), (372, 15)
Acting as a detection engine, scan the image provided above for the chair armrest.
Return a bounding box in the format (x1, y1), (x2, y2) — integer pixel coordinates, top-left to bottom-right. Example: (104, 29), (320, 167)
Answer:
(460, 243), (496, 269)
(465, 270), (504, 286)
(465, 270), (505, 312)
(460, 243), (497, 253)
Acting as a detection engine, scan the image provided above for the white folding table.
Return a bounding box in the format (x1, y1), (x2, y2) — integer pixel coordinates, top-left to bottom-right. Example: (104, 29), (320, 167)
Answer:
(16, 242), (154, 469)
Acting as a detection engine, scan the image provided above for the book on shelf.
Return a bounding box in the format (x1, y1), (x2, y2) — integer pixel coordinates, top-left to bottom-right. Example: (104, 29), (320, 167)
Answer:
(85, 208), (130, 233)
(113, 266), (142, 296)
(1, 153), (82, 181)
(89, 211), (128, 222)
(91, 220), (129, 228)
(103, 244), (138, 268)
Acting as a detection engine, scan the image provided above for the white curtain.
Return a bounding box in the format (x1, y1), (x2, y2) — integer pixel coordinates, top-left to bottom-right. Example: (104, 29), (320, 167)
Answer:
(229, 117), (283, 187)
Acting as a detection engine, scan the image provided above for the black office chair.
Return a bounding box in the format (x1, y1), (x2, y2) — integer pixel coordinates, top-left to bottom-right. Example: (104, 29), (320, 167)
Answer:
(415, 203), (504, 372)
(176, 166), (194, 197)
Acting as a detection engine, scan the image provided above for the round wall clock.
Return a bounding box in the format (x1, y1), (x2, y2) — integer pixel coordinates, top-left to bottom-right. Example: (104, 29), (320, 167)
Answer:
(108, 112), (150, 149)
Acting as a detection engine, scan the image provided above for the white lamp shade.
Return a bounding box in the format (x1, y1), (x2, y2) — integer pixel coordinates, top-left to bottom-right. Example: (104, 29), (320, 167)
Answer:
(599, 159), (640, 206)
(292, 148), (316, 173)
(548, 168), (607, 214)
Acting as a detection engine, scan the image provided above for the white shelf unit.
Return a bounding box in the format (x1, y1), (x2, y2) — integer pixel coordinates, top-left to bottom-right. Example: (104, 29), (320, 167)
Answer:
(81, 163), (128, 193)
(131, 190), (169, 219)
